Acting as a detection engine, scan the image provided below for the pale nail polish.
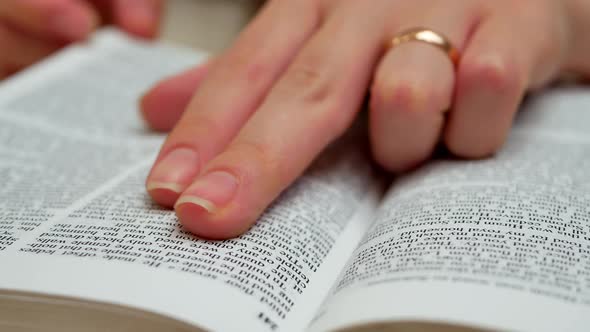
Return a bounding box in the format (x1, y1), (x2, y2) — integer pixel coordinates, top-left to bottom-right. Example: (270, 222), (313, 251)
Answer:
(146, 148), (200, 193)
(174, 171), (239, 213)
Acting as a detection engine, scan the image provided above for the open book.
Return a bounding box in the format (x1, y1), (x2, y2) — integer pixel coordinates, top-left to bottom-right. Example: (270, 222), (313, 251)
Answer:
(0, 30), (588, 332)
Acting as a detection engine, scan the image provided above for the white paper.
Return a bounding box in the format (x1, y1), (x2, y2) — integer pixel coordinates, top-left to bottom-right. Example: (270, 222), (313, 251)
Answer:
(310, 87), (590, 332)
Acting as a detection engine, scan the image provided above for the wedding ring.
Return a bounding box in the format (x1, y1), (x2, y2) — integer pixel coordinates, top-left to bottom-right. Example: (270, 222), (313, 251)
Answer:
(390, 27), (460, 67)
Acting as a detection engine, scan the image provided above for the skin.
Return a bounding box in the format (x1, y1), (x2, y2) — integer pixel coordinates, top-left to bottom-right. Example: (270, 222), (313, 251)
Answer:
(141, 0), (590, 240)
(0, 0), (162, 78)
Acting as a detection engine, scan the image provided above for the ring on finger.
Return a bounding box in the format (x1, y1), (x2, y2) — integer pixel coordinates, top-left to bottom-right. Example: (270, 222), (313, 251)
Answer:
(389, 27), (460, 67)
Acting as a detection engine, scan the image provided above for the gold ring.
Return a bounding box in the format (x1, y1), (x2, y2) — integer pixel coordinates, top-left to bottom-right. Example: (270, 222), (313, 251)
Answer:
(390, 27), (460, 67)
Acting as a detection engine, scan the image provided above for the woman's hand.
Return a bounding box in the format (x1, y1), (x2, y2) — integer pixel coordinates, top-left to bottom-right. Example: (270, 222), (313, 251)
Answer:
(141, 0), (590, 239)
(0, 0), (162, 78)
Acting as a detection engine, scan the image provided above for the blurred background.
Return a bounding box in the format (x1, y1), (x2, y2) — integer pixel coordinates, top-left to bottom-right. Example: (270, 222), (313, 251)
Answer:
(160, 0), (260, 53)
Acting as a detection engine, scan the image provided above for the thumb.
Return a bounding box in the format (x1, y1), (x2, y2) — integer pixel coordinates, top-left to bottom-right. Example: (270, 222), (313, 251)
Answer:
(0, 0), (97, 41)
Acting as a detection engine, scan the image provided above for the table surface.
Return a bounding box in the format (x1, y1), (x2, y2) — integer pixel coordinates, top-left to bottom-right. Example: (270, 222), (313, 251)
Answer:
(160, 0), (259, 53)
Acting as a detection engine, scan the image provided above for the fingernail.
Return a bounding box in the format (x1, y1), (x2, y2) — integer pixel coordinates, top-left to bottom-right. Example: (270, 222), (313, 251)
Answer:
(146, 181), (185, 193)
(175, 171), (239, 213)
(147, 148), (200, 194)
(49, 7), (96, 41)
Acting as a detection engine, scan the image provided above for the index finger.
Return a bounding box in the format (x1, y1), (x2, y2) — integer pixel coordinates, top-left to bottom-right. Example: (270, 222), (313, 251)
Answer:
(174, 3), (388, 239)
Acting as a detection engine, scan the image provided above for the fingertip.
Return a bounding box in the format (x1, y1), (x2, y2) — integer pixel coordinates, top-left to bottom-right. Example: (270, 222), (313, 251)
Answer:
(444, 52), (523, 160)
(119, 15), (158, 39)
(370, 139), (432, 173)
(175, 202), (251, 240)
(146, 183), (183, 208)
(444, 131), (505, 159)
(175, 202), (220, 239)
(368, 103), (444, 175)
(140, 81), (189, 132)
(173, 169), (256, 239)
(458, 53), (523, 97)
(145, 146), (201, 209)
(140, 65), (211, 131)
(140, 84), (176, 132)
(114, 0), (161, 39)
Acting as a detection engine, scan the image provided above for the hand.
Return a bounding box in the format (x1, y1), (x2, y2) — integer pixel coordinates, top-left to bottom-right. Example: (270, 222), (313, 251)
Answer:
(141, 0), (590, 239)
(0, 0), (162, 78)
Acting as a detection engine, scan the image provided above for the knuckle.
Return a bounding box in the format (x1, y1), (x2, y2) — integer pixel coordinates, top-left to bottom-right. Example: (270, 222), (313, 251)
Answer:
(276, 62), (354, 138)
(220, 48), (273, 86)
(377, 79), (418, 111)
(371, 78), (427, 114)
(460, 54), (523, 93)
(280, 62), (332, 104)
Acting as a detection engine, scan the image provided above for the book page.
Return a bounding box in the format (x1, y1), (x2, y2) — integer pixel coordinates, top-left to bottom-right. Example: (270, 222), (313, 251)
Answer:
(310, 87), (590, 332)
(0, 30), (381, 332)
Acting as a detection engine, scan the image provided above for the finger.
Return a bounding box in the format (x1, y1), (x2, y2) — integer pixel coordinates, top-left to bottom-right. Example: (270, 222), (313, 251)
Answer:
(141, 60), (213, 132)
(0, 23), (58, 77)
(146, 0), (320, 207)
(0, 0), (97, 41)
(174, 2), (388, 239)
(369, 2), (482, 172)
(112, 0), (163, 38)
(444, 3), (565, 157)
